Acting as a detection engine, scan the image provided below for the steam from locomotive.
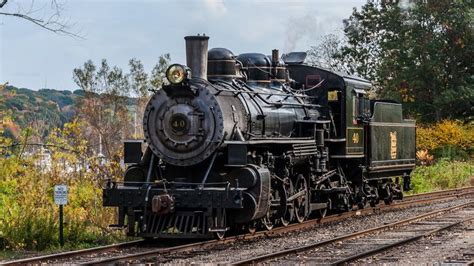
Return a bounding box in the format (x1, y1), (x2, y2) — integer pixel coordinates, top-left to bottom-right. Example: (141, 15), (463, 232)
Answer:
(103, 35), (416, 239)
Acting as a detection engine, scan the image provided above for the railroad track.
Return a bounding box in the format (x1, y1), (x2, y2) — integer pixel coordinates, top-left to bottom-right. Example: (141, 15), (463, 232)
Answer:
(403, 186), (474, 201)
(3, 186), (473, 265)
(233, 202), (474, 264)
(0, 239), (198, 265)
(0, 240), (148, 265)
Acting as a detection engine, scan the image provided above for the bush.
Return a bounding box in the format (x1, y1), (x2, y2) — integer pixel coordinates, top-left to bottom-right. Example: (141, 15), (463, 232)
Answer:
(416, 120), (473, 160)
(0, 121), (126, 252)
(409, 160), (474, 194)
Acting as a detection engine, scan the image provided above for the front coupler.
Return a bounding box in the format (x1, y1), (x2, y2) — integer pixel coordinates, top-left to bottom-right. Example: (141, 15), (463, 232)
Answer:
(103, 180), (243, 238)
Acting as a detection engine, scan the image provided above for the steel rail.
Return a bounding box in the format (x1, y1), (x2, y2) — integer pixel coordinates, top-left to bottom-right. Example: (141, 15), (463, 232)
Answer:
(88, 188), (474, 265)
(232, 202), (473, 265)
(403, 186), (474, 200)
(332, 216), (474, 265)
(0, 239), (145, 266)
(3, 186), (473, 265)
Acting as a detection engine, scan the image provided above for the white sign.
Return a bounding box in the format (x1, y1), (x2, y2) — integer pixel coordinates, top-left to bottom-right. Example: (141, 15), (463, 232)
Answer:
(54, 185), (68, 205)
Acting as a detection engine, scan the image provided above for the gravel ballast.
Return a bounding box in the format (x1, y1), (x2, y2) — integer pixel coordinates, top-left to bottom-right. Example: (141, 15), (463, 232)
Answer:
(158, 197), (473, 264)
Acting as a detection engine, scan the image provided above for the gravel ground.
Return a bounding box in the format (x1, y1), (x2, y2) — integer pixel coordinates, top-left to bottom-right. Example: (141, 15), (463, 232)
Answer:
(149, 196), (473, 264)
(357, 219), (474, 264)
(272, 207), (474, 265)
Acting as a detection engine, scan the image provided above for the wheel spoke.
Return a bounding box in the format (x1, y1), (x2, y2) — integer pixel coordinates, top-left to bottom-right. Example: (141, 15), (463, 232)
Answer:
(281, 178), (294, 226)
(294, 175), (308, 223)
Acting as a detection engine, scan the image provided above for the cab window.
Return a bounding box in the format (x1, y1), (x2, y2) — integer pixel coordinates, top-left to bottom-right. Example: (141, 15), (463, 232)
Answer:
(353, 88), (369, 124)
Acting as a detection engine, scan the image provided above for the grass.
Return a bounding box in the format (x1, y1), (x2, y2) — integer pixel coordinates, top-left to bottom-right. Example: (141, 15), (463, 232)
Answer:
(0, 233), (133, 260)
(408, 159), (474, 194)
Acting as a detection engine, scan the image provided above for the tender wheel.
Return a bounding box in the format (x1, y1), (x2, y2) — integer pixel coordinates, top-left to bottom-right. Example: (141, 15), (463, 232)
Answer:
(369, 187), (379, 207)
(383, 183), (393, 205)
(281, 178), (294, 226)
(294, 174), (309, 223)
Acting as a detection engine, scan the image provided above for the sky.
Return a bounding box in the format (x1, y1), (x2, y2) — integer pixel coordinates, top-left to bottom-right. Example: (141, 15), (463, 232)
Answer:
(0, 0), (366, 91)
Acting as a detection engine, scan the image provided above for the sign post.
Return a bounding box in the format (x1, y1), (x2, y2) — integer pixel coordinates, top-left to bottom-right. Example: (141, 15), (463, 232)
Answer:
(59, 204), (64, 247)
(54, 185), (68, 247)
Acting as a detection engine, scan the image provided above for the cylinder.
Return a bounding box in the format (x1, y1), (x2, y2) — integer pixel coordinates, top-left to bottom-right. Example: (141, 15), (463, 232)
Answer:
(185, 35), (209, 80)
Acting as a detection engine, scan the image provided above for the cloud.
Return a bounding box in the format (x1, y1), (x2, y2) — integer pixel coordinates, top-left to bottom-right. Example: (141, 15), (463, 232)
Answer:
(203, 0), (227, 16)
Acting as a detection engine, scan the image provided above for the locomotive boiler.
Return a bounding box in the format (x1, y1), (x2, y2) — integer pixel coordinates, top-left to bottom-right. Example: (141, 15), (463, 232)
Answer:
(103, 35), (416, 239)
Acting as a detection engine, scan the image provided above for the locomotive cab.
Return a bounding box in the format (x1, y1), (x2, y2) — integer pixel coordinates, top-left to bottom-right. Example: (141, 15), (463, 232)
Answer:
(285, 60), (370, 158)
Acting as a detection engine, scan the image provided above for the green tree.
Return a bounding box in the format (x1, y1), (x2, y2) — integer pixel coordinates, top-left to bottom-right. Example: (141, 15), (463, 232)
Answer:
(129, 54), (170, 97)
(73, 59), (131, 158)
(73, 55), (170, 154)
(128, 58), (149, 139)
(340, 0), (473, 122)
(128, 55), (170, 138)
(150, 54), (171, 91)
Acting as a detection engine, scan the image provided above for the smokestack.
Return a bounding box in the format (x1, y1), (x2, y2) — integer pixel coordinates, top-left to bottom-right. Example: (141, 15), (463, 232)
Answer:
(184, 35), (209, 80)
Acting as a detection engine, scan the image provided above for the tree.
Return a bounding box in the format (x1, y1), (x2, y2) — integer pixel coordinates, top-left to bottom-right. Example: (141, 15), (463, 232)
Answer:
(306, 34), (350, 73)
(73, 55), (170, 156)
(339, 0), (473, 122)
(73, 59), (131, 158)
(150, 53), (171, 91)
(128, 55), (170, 138)
(129, 54), (170, 97)
(0, 0), (81, 38)
(128, 58), (149, 139)
(0, 82), (13, 153)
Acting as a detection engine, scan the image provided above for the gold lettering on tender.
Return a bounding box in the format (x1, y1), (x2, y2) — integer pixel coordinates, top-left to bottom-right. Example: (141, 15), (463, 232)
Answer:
(390, 131), (397, 159)
(352, 132), (360, 144)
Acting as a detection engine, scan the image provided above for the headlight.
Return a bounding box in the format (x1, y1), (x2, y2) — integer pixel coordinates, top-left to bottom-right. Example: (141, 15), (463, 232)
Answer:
(166, 64), (189, 85)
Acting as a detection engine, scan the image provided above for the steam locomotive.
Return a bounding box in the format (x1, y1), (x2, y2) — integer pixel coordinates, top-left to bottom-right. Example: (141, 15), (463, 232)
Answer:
(103, 35), (416, 239)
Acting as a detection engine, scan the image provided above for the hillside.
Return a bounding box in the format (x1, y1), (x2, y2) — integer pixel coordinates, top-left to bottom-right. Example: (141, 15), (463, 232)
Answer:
(1, 86), (84, 139)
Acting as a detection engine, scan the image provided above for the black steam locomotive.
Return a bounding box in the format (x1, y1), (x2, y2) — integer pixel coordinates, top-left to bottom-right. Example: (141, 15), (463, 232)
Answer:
(103, 35), (416, 239)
